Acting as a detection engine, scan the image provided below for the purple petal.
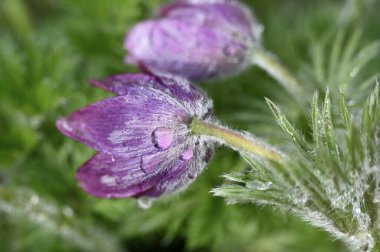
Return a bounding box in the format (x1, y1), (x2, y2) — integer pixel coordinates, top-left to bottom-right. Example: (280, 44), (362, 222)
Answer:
(158, 1), (236, 17)
(88, 73), (213, 118)
(77, 148), (197, 198)
(140, 150), (170, 174)
(134, 153), (191, 197)
(136, 142), (214, 197)
(89, 73), (158, 95)
(77, 153), (164, 198)
(56, 93), (189, 156)
(126, 19), (224, 80)
(159, 0), (253, 33)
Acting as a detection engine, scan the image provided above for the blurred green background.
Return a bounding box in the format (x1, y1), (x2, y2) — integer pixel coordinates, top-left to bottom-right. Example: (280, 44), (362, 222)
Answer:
(0, 0), (379, 251)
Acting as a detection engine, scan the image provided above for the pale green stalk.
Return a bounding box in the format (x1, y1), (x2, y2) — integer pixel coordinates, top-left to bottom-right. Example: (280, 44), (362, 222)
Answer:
(251, 48), (304, 100)
(190, 118), (283, 162)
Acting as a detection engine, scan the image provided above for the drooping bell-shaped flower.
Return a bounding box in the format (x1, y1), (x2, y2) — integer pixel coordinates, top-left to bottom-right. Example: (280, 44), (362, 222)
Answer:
(125, 0), (263, 80)
(57, 74), (214, 199)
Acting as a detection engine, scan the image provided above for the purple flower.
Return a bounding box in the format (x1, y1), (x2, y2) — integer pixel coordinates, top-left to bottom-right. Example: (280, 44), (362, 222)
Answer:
(125, 0), (262, 81)
(57, 74), (214, 199)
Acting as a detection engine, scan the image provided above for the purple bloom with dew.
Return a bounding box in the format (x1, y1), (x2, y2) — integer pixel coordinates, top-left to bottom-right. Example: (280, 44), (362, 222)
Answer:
(57, 74), (214, 200)
(125, 0), (263, 81)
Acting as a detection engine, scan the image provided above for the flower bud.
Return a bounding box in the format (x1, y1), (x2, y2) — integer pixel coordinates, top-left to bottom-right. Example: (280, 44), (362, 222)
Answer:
(126, 0), (262, 80)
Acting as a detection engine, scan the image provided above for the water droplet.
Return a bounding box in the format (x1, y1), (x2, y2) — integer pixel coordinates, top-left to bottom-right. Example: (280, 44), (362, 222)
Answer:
(137, 197), (153, 209)
(350, 67), (359, 77)
(226, 199), (239, 205)
(223, 44), (245, 64)
(152, 127), (174, 150)
(293, 194), (309, 205)
(246, 180), (272, 190)
(354, 207), (361, 215)
(100, 175), (117, 186)
(374, 195), (380, 203)
(140, 155), (151, 173)
(223, 44), (239, 56)
(140, 156), (147, 173)
(180, 147), (194, 161)
(205, 63), (217, 76)
(140, 153), (163, 173)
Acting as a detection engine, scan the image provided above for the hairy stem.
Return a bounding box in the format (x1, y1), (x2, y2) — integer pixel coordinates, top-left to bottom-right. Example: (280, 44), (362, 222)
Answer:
(190, 119), (283, 162)
(252, 48), (304, 100)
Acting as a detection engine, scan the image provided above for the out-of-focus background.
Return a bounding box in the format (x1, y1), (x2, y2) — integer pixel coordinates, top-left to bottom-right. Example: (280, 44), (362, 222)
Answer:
(0, 0), (379, 251)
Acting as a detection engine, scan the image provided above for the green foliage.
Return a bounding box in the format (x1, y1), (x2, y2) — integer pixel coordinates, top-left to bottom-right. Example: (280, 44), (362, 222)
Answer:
(214, 86), (380, 251)
(0, 187), (122, 252)
(304, 30), (380, 100)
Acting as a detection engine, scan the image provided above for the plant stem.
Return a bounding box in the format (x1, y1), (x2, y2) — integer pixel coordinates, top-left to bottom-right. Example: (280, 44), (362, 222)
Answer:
(190, 118), (283, 162)
(252, 48), (304, 100)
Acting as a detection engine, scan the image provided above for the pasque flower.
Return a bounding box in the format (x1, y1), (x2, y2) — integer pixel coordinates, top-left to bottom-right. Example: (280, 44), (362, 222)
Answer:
(125, 0), (263, 80)
(57, 74), (214, 199)
(126, 0), (304, 99)
(57, 74), (281, 201)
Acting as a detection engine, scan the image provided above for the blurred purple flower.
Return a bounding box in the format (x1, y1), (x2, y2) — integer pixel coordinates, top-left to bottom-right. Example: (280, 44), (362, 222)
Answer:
(57, 74), (214, 199)
(125, 0), (262, 80)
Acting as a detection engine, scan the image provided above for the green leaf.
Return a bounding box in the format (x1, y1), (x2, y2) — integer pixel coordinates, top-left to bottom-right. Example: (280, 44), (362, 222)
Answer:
(266, 98), (312, 156)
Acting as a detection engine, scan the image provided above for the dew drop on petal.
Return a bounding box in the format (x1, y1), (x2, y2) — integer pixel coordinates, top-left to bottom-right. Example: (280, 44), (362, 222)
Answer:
(140, 152), (164, 173)
(140, 155), (151, 173)
(152, 127), (174, 150)
(223, 44), (239, 57)
(223, 43), (245, 64)
(180, 147), (194, 161)
(140, 156), (147, 173)
(100, 175), (117, 186)
(137, 197), (153, 209)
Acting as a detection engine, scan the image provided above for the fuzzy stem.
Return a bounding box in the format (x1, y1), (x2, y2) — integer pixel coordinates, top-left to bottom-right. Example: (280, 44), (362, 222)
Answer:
(190, 119), (282, 162)
(252, 48), (304, 100)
